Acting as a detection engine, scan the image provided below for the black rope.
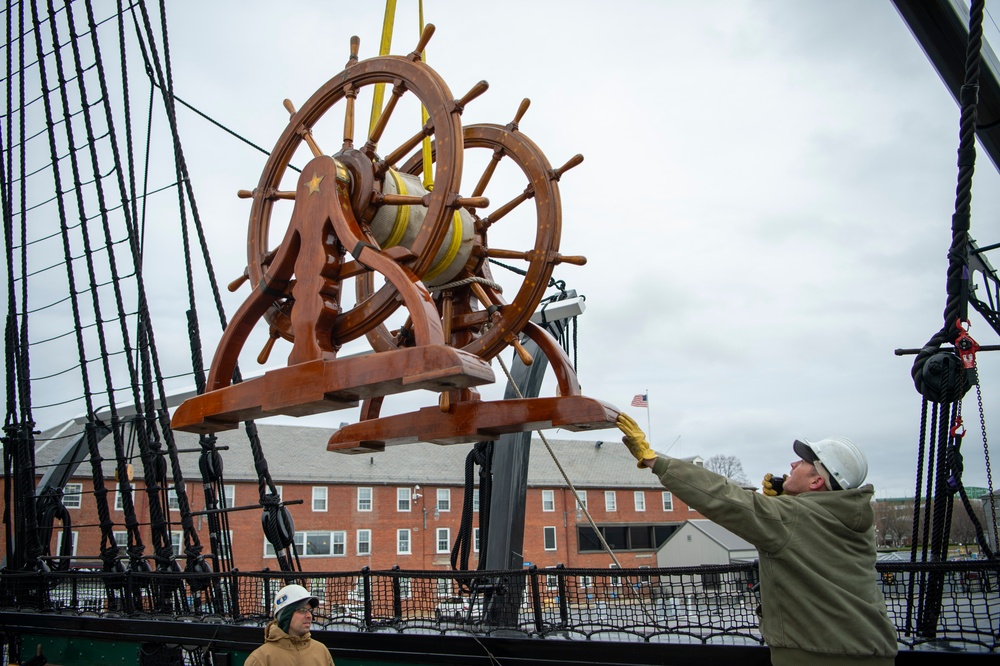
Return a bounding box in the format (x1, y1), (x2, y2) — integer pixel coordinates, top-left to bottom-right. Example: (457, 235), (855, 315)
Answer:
(451, 441), (492, 585)
(911, 0), (985, 402)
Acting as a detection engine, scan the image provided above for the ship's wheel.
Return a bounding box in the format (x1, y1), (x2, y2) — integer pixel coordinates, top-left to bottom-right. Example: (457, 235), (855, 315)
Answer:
(171, 26), (617, 443)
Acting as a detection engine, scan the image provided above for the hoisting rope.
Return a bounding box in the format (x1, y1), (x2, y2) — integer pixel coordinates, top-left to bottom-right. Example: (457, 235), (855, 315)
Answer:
(907, 0), (996, 561)
(904, 0), (997, 639)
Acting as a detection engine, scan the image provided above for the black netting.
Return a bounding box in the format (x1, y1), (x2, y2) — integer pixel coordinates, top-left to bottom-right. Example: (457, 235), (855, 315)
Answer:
(0, 561), (996, 651)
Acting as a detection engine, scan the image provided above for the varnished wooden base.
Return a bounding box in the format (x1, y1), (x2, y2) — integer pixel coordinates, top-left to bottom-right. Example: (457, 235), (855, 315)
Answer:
(171, 346), (495, 434)
(327, 396), (620, 454)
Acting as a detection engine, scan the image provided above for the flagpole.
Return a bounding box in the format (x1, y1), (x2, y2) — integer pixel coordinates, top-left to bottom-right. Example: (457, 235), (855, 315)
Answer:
(645, 388), (652, 445)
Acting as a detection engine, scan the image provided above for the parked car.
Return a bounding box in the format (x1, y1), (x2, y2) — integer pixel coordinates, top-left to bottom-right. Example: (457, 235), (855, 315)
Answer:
(434, 596), (485, 622)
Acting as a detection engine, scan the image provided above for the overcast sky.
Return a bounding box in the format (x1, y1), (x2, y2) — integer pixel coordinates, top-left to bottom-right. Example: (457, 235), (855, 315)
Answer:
(11, 1), (1000, 501)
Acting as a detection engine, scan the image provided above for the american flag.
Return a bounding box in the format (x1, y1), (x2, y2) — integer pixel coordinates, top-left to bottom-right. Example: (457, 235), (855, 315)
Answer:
(631, 393), (648, 408)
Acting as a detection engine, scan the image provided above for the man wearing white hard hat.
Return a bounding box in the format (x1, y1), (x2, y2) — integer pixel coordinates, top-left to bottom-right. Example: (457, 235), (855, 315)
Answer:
(618, 415), (898, 666)
(245, 584), (335, 665)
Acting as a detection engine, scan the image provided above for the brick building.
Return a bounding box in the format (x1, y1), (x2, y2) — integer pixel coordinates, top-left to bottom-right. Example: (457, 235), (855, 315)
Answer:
(22, 422), (707, 572)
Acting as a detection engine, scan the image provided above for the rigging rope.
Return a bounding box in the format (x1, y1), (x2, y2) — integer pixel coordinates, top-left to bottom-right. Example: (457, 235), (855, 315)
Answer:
(904, 0), (998, 639)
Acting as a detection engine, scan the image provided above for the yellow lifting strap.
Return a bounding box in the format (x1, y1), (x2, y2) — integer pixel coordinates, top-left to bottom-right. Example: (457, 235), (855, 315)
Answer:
(419, 0), (434, 191)
(368, 0), (397, 138)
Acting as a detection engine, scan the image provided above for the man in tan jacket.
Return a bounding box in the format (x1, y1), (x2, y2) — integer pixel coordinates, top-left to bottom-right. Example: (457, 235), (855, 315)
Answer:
(245, 584), (335, 666)
(619, 414), (898, 666)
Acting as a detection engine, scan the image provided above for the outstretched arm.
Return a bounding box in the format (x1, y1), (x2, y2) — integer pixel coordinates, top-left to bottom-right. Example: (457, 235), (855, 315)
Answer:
(617, 413), (658, 468)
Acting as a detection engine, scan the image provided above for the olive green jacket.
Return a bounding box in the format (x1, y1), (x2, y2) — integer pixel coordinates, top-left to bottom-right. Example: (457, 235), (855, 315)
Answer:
(652, 456), (897, 659)
(244, 621), (335, 666)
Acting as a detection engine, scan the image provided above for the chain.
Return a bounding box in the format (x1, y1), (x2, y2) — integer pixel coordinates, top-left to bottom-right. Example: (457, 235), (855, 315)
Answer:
(973, 372), (998, 553)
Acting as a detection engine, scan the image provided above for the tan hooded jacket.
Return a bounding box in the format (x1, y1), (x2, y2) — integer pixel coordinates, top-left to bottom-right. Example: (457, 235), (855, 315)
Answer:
(244, 620), (335, 666)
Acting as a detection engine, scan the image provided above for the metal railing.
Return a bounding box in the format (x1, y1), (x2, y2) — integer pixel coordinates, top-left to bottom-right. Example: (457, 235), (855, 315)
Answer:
(0, 560), (997, 652)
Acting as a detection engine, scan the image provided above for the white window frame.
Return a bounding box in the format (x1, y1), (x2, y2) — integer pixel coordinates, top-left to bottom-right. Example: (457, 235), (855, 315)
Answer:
(473, 488), (480, 513)
(357, 529), (372, 555)
(397, 529), (411, 554)
(543, 526), (557, 551)
(399, 577), (412, 599)
(332, 531), (346, 556)
(264, 530), (346, 558)
(113, 530), (128, 557)
(542, 489), (555, 512)
(397, 487), (411, 512)
(223, 484), (235, 508)
(358, 487), (373, 512)
(436, 578), (451, 597)
(662, 491), (673, 511)
(216, 529), (234, 561)
(63, 483), (83, 509)
(474, 527), (480, 553)
(171, 531), (183, 557)
(167, 486), (181, 511)
(605, 490), (617, 512)
(436, 528), (451, 553)
(437, 488), (451, 512)
(312, 486), (328, 512)
(609, 563), (621, 586)
(575, 491), (587, 511)
(634, 491), (646, 512)
(114, 491), (124, 511)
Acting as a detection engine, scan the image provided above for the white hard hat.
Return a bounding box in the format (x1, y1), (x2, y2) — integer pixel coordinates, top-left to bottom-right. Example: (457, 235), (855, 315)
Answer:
(273, 584), (319, 617)
(793, 436), (868, 490)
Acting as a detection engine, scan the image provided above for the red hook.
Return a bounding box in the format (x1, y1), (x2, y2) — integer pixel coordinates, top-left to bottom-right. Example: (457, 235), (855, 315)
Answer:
(951, 415), (966, 438)
(954, 319), (980, 370)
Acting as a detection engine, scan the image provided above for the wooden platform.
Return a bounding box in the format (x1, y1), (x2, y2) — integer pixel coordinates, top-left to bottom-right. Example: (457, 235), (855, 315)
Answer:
(327, 395), (620, 453)
(171, 346), (495, 434)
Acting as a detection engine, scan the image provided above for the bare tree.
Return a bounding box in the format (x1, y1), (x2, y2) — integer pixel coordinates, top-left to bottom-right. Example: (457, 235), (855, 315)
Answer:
(704, 454), (751, 485)
(949, 498), (987, 549)
(873, 497), (915, 549)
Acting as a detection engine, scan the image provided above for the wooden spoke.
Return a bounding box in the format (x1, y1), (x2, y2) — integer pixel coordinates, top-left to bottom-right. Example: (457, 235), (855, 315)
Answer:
(381, 123), (434, 170)
(480, 185), (535, 229)
(472, 145), (504, 198)
(486, 248), (587, 266)
(507, 334), (534, 366)
(238, 189), (296, 201)
(509, 98), (530, 130)
(283, 100), (324, 158)
(228, 271), (249, 292)
(549, 153), (584, 181)
(257, 328), (281, 364)
(343, 83), (357, 150)
(364, 80), (407, 157)
(346, 35), (360, 67)
(453, 80), (489, 114)
(376, 192), (431, 207)
(454, 196), (489, 209)
(408, 23), (435, 62)
(472, 99), (530, 197)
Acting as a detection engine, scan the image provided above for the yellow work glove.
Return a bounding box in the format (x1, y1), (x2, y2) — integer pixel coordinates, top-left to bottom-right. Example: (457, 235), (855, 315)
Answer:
(762, 473), (787, 496)
(617, 413), (657, 469)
